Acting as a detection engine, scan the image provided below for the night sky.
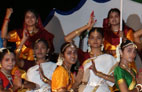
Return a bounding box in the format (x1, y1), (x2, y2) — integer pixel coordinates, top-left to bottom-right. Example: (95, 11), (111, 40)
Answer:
(0, 0), (81, 30)
(0, 0), (81, 51)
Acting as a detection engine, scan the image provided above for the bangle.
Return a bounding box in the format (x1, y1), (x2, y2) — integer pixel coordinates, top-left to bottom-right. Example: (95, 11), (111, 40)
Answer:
(75, 30), (79, 35)
(16, 48), (21, 53)
(136, 84), (142, 92)
(9, 88), (13, 92)
(42, 77), (48, 83)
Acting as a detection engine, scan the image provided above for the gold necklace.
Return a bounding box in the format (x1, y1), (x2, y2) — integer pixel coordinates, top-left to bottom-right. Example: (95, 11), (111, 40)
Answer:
(0, 70), (13, 87)
(89, 51), (103, 57)
(120, 64), (135, 78)
(62, 65), (72, 85)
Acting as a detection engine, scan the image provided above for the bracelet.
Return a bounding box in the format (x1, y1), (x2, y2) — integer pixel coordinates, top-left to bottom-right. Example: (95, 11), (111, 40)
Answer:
(42, 77), (48, 83)
(136, 84), (142, 92)
(75, 30), (79, 35)
(136, 87), (140, 92)
(9, 88), (13, 92)
(15, 48), (21, 53)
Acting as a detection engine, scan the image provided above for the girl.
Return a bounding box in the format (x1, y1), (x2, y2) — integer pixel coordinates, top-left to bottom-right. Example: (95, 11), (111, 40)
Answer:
(1, 8), (54, 63)
(114, 39), (142, 92)
(78, 27), (117, 92)
(26, 39), (57, 92)
(103, 8), (134, 57)
(64, 11), (96, 65)
(0, 48), (36, 92)
(51, 42), (83, 92)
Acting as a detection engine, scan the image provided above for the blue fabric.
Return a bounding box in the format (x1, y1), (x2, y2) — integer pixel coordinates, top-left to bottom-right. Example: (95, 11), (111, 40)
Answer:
(43, 0), (111, 26)
(0, 31), (3, 48)
(43, 0), (86, 26)
(93, 0), (110, 3)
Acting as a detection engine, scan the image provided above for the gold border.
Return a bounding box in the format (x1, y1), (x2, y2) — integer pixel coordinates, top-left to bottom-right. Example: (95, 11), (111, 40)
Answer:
(128, 78), (136, 90)
(117, 79), (125, 85)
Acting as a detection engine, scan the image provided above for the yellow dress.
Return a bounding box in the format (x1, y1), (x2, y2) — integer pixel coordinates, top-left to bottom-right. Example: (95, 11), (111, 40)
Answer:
(9, 30), (34, 61)
(51, 66), (74, 92)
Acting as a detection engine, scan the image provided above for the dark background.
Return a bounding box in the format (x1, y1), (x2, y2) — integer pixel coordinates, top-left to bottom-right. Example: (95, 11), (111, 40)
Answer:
(0, 0), (81, 30)
(0, 0), (81, 51)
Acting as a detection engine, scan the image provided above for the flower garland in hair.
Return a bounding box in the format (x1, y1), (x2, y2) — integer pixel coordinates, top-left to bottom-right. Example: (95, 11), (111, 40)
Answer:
(56, 53), (64, 66)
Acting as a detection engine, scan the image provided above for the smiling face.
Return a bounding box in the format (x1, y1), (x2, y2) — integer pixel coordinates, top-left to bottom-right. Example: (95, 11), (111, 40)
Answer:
(24, 11), (37, 27)
(108, 11), (120, 26)
(121, 44), (137, 63)
(88, 30), (103, 49)
(1, 53), (15, 71)
(63, 45), (77, 65)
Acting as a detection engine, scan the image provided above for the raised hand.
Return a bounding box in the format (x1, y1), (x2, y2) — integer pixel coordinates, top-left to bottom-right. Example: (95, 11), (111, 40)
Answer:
(87, 11), (97, 30)
(5, 8), (13, 19)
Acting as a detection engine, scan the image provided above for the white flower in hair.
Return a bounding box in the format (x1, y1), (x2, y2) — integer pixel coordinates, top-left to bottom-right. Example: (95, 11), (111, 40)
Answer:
(0, 48), (7, 53)
(56, 54), (63, 66)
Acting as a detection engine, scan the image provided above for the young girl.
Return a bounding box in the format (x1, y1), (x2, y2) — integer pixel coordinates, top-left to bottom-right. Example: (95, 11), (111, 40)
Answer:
(1, 8), (54, 63)
(103, 8), (134, 57)
(51, 42), (83, 92)
(64, 11), (96, 65)
(114, 39), (142, 92)
(26, 39), (57, 92)
(0, 48), (36, 92)
(78, 27), (117, 92)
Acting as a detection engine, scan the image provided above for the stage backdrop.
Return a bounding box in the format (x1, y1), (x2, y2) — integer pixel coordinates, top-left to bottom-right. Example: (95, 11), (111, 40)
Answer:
(45, 0), (142, 53)
(45, 0), (142, 69)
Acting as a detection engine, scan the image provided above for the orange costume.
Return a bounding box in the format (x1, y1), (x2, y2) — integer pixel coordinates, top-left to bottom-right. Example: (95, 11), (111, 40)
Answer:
(103, 18), (136, 69)
(103, 18), (134, 57)
(8, 17), (54, 61)
(51, 66), (74, 92)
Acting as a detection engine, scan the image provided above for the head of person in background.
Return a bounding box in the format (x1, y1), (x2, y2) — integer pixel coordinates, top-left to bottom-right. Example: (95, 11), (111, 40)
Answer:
(0, 48), (20, 91)
(33, 39), (50, 64)
(103, 8), (125, 30)
(87, 27), (104, 56)
(0, 48), (15, 73)
(107, 8), (120, 27)
(23, 9), (42, 36)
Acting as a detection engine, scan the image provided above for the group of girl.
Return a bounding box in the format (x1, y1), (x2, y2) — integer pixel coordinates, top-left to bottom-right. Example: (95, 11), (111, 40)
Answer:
(0, 7), (142, 92)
